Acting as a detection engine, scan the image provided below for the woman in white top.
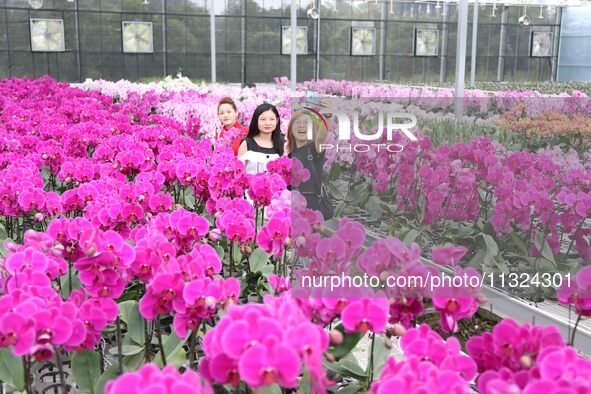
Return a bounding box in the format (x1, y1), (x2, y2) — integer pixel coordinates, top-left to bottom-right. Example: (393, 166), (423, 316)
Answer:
(237, 103), (285, 175)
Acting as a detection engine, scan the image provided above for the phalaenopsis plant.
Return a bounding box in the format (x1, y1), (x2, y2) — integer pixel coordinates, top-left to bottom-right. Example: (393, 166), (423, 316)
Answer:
(0, 76), (589, 394)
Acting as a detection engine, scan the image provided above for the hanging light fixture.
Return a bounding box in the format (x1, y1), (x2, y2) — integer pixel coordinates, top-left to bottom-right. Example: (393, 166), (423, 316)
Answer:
(538, 5), (545, 18)
(29, 0), (43, 9)
(442, 0), (448, 16)
(307, 7), (320, 19)
(389, 0), (394, 14)
(519, 6), (530, 25)
(435, 0), (441, 9)
(142, 0), (149, 4)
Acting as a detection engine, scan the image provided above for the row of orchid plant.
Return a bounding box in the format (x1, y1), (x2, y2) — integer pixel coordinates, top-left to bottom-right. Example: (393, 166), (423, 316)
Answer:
(279, 91), (591, 304)
(0, 76), (589, 394)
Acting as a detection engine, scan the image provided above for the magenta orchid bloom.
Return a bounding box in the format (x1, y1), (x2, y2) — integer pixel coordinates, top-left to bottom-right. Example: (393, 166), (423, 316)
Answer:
(432, 245), (468, 266)
(105, 364), (213, 394)
(557, 266), (591, 316)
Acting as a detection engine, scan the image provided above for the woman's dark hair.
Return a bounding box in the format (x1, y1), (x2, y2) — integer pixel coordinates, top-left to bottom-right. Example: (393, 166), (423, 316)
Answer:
(247, 103), (284, 156)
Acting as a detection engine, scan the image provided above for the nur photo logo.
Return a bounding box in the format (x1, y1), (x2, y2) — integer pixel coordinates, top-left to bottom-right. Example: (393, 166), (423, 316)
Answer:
(301, 107), (418, 153)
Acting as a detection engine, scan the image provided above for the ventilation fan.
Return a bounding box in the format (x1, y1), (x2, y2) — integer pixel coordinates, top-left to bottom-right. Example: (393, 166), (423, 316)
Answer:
(281, 26), (308, 55)
(531, 32), (552, 57)
(30, 18), (65, 52)
(122, 21), (153, 53)
(29, 0), (43, 9)
(415, 29), (439, 56)
(351, 27), (375, 56)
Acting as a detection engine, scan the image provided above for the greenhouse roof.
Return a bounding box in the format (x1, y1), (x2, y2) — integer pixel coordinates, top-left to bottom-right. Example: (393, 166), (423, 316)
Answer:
(371, 0), (589, 6)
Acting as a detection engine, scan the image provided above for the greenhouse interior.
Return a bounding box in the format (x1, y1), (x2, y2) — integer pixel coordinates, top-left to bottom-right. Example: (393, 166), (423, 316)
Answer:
(1, 0), (591, 393)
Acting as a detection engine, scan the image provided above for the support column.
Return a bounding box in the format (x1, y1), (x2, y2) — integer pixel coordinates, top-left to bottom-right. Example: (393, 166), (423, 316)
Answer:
(290, 0), (297, 92)
(454, 0), (469, 119)
(440, 9), (449, 83)
(379, 0), (387, 80)
(241, 0), (246, 87)
(315, 0), (320, 80)
(551, 6), (562, 81)
(162, 0), (167, 77)
(210, 0), (216, 83)
(470, 0), (479, 87)
(497, 5), (508, 82)
(74, 0), (81, 81)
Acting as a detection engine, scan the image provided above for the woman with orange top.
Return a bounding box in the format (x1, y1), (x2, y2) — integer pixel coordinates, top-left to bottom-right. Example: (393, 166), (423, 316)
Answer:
(216, 97), (249, 156)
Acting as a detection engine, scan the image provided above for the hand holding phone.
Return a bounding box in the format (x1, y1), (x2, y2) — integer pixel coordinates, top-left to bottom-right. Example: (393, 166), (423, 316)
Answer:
(306, 91), (321, 107)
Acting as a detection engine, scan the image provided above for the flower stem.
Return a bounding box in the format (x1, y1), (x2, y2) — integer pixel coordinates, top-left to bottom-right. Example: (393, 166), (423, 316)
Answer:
(255, 208), (259, 234)
(98, 340), (105, 374)
(282, 248), (287, 277)
(144, 318), (152, 363)
(525, 212), (535, 256)
(68, 259), (72, 295)
(155, 317), (167, 366)
(566, 220), (584, 257)
(570, 313), (583, 346)
(116, 316), (123, 375)
(188, 330), (196, 370)
(368, 332), (376, 387)
(23, 356), (32, 394)
(54, 346), (68, 393)
(229, 240), (234, 276)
